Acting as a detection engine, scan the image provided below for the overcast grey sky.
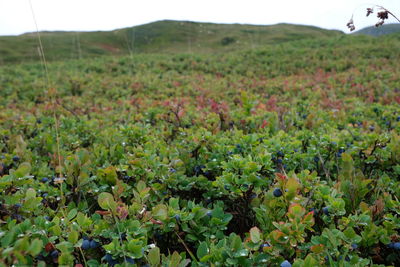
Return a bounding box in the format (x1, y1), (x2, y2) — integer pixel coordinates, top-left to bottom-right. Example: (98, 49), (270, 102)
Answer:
(0, 0), (399, 36)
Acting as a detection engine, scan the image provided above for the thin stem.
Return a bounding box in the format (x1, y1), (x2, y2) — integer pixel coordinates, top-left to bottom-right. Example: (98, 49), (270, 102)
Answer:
(174, 231), (198, 263)
(79, 247), (88, 267)
(29, 0), (66, 215)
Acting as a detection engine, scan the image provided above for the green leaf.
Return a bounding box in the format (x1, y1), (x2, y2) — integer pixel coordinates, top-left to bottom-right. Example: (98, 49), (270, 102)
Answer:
(50, 225), (62, 236)
(152, 204), (168, 220)
(14, 162), (31, 178)
(231, 234), (242, 250)
(197, 242), (208, 260)
(170, 251), (182, 267)
(249, 227), (261, 243)
(136, 180), (146, 192)
(28, 239), (43, 256)
(26, 188), (36, 199)
(148, 247), (160, 266)
(67, 209), (78, 221)
(98, 166), (117, 185)
(68, 230), (79, 244)
(97, 192), (116, 211)
(169, 198), (180, 210)
(303, 254), (318, 266)
(127, 241), (143, 258)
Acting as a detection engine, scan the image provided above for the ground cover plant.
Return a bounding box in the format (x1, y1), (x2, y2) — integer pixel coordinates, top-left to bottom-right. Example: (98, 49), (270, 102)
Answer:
(0, 32), (400, 266)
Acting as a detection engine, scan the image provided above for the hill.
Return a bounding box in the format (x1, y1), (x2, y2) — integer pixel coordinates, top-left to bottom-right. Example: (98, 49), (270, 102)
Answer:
(354, 23), (400, 36)
(0, 20), (343, 65)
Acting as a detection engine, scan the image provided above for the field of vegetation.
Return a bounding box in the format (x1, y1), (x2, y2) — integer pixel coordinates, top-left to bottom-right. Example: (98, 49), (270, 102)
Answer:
(0, 27), (400, 266)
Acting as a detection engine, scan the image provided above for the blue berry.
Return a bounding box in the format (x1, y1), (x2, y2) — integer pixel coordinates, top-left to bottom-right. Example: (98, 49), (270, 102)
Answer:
(273, 188), (283, 197)
(174, 215), (181, 222)
(394, 242), (400, 250)
(339, 255), (350, 262)
(276, 158), (283, 164)
(81, 239), (91, 250)
(277, 151), (285, 157)
(41, 177), (49, 183)
(206, 211), (212, 217)
(194, 165), (204, 176)
(105, 253), (113, 262)
(260, 243), (270, 250)
(396, 116), (400, 122)
(12, 156), (20, 162)
(322, 207), (329, 216)
(249, 193), (257, 199)
(313, 156), (319, 163)
(120, 233), (127, 240)
(14, 203), (22, 208)
(50, 250), (59, 258)
(338, 148), (345, 153)
(125, 257), (135, 264)
(280, 260), (292, 267)
(351, 243), (358, 249)
(89, 240), (100, 249)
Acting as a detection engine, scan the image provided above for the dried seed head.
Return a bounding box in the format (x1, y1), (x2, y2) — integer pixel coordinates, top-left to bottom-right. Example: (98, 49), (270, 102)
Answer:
(346, 19), (355, 31)
(366, 8), (373, 17)
(377, 11), (389, 20)
(375, 20), (385, 27)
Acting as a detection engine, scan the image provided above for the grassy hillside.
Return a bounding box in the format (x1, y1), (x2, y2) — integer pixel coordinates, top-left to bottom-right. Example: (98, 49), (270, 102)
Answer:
(354, 23), (400, 36)
(0, 20), (343, 65)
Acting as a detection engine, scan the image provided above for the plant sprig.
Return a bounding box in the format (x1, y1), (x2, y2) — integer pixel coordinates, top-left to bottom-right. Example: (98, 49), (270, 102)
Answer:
(347, 5), (400, 32)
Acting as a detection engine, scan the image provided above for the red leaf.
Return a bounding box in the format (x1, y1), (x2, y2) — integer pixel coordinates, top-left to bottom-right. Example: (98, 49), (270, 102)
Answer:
(260, 120), (268, 129)
(150, 218), (163, 225)
(45, 242), (55, 252)
(95, 210), (111, 216)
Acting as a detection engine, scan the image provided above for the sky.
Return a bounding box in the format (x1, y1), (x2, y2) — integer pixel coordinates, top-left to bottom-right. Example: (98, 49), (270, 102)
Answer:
(0, 0), (399, 36)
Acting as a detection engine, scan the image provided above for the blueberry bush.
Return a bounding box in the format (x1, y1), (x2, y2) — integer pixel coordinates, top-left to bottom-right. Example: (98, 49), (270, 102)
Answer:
(0, 34), (399, 266)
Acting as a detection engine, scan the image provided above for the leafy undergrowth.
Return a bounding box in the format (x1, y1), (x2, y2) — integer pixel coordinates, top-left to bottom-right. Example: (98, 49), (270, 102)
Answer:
(0, 35), (399, 266)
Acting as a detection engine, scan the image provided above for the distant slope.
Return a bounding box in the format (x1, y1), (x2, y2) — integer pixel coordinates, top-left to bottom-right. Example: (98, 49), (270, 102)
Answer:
(354, 23), (400, 36)
(0, 20), (343, 65)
